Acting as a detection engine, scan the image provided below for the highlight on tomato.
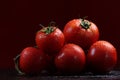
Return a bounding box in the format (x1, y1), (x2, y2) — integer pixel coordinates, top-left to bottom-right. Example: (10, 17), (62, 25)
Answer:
(86, 40), (117, 73)
(63, 18), (99, 49)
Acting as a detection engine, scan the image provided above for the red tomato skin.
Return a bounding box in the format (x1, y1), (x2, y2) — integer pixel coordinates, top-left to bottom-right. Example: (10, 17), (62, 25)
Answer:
(87, 41), (117, 73)
(63, 19), (99, 49)
(35, 27), (65, 55)
(55, 44), (86, 73)
(19, 47), (47, 74)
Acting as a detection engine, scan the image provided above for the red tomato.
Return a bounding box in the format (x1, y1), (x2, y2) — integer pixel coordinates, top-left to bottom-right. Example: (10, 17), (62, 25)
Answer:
(63, 19), (99, 49)
(55, 44), (86, 73)
(19, 47), (48, 74)
(35, 26), (65, 55)
(87, 41), (117, 73)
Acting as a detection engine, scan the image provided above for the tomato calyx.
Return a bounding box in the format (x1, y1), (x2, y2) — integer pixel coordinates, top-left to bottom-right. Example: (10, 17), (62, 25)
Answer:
(41, 27), (56, 34)
(14, 54), (25, 75)
(80, 17), (91, 30)
(40, 21), (56, 34)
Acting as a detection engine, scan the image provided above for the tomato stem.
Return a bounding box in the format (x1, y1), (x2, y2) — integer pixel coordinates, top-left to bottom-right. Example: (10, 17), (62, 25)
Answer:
(80, 16), (91, 30)
(13, 54), (25, 75)
(49, 21), (56, 27)
(83, 16), (88, 21)
(39, 24), (45, 28)
(41, 21), (56, 34)
(41, 27), (55, 34)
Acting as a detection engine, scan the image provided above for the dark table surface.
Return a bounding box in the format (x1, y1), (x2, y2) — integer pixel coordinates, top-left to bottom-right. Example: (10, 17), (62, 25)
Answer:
(1, 70), (120, 80)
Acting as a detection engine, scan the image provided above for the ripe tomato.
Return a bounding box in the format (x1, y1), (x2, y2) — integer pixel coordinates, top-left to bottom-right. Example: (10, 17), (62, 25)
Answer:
(63, 18), (99, 49)
(55, 44), (86, 73)
(86, 41), (117, 73)
(19, 47), (48, 74)
(35, 26), (65, 55)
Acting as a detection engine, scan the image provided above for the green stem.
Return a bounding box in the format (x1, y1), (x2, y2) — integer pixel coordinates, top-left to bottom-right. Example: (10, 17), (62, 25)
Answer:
(13, 54), (25, 75)
(49, 21), (56, 27)
(41, 22), (56, 34)
(80, 16), (91, 30)
(39, 24), (45, 28)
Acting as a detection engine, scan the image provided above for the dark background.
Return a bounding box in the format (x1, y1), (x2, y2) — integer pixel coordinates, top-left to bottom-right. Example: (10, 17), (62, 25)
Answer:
(0, 0), (120, 70)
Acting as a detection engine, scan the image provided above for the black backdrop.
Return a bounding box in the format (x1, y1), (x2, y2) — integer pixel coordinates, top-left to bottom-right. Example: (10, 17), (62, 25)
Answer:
(0, 0), (120, 70)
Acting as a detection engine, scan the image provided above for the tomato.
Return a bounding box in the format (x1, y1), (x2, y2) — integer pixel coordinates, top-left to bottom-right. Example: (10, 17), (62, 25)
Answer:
(19, 47), (48, 74)
(35, 26), (65, 55)
(55, 44), (86, 73)
(63, 18), (99, 49)
(86, 41), (117, 73)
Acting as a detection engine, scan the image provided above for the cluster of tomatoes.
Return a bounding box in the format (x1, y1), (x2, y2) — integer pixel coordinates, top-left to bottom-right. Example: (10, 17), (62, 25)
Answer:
(14, 18), (117, 75)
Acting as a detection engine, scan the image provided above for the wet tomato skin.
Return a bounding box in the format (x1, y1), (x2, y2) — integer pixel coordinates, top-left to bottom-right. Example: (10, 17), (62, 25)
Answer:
(63, 19), (99, 49)
(87, 41), (117, 73)
(19, 47), (48, 74)
(55, 44), (86, 73)
(35, 27), (65, 55)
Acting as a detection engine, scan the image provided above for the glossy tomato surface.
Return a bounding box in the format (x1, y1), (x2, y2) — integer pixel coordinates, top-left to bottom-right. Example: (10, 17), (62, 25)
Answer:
(35, 27), (65, 55)
(19, 47), (47, 74)
(55, 44), (86, 73)
(87, 41), (117, 73)
(63, 19), (99, 49)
